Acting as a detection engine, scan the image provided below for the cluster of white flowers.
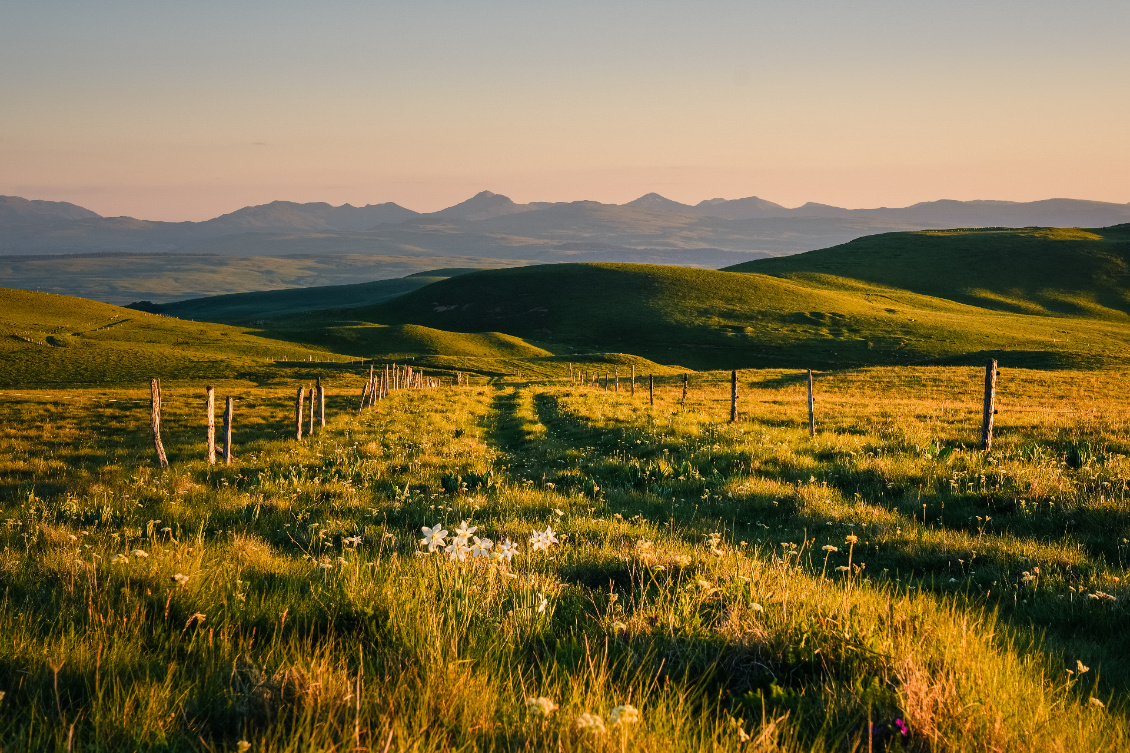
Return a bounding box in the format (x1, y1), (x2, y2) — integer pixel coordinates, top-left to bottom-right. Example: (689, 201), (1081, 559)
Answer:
(522, 699), (639, 732)
(419, 521), (558, 563)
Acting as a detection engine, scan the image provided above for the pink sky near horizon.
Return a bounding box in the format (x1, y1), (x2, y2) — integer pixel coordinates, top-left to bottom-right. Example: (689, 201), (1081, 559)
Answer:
(2, 1), (1128, 222)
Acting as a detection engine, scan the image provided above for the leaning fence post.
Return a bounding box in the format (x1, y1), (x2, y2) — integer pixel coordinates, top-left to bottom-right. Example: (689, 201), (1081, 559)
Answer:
(151, 378), (169, 469)
(296, 386), (305, 440)
(206, 386), (216, 464)
(980, 359), (998, 451)
(317, 377), (325, 427)
(807, 369), (816, 438)
(730, 370), (738, 423)
(358, 381), (369, 414)
(223, 397), (233, 466)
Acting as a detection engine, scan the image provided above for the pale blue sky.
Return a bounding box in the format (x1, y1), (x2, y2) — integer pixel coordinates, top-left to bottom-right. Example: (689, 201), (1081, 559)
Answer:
(2, 1), (1127, 219)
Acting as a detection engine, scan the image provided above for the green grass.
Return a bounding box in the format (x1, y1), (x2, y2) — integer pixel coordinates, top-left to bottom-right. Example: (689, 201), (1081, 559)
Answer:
(287, 261), (1130, 370)
(726, 225), (1130, 321)
(0, 367), (1127, 751)
(0, 289), (353, 386)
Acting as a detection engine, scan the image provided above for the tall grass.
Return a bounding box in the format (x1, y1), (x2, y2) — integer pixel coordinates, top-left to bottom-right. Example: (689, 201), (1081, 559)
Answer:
(0, 367), (1126, 750)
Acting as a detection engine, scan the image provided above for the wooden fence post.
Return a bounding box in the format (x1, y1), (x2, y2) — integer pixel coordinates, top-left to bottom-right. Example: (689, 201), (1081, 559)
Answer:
(730, 370), (738, 422)
(358, 381), (369, 413)
(568, 362), (573, 381)
(308, 385), (315, 435)
(317, 377), (325, 427)
(614, 366), (619, 392)
(206, 386), (216, 464)
(631, 365), (636, 396)
(296, 386), (305, 440)
(649, 374), (654, 406)
(980, 359), (998, 451)
(682, 373), (688, 406)
(223, 397), (233, 466)
(151, 378), (169, 469)
(807, 369), (816, 438)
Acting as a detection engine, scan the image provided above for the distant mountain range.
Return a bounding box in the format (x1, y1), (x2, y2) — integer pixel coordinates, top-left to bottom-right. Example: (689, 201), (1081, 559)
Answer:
(2, 191), (1129, 265)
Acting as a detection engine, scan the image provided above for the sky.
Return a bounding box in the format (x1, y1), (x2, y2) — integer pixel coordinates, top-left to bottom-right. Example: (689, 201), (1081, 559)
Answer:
(1, 0), (1128, 221)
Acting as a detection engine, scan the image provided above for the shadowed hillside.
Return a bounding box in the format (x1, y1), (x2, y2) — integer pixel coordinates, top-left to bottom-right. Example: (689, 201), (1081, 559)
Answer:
(310, 262), (1130, 370)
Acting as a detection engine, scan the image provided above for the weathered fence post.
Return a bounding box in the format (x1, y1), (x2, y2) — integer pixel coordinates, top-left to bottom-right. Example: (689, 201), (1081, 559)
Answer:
(631, 365), (636, 396)
(980, 359), (998, 451)
(730, 370), (738, 423)
(317, 377), (325, 427)
(206, 385), (216, 464)
(568, 362), (573, 381)
(614, 366), (619, 392)
(682, 373), (688, 406)
(151, 378), (169, 469)
(296, 386), (305, 440)
(308, 384), (315, 435)
(358, 380), (369, 413)
(807, 369), (816, 438)
(649, 374), (654, 406)
(223, 397), (233, 466)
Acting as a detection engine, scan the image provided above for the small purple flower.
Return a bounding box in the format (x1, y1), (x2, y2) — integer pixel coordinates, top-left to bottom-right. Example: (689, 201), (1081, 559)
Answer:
(894, 718), (909, 736)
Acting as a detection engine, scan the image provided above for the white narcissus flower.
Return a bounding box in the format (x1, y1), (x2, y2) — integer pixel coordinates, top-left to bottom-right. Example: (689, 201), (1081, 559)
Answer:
(494, 539), (519, 563)
(530, 527), (559, 552)
(609, 704), (640, 725)
(455, 520), (477, 538)
(419, 525), (447, 552)
(470, 536), (493, 558)
(446, 538), (471, 562)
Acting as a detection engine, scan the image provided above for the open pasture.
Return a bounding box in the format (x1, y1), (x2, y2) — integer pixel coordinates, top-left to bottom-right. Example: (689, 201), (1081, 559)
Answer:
(0, 366), (1127, 751)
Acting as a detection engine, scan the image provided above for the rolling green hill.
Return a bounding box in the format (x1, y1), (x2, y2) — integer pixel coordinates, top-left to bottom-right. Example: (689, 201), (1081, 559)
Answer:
(725, 225), (1130, 320)
(307, 261), (1130, 370)
(0, 289), (343, 386)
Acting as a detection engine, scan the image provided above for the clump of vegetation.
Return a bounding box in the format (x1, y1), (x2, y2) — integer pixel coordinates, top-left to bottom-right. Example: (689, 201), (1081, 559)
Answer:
(0, 365), (1126, 751)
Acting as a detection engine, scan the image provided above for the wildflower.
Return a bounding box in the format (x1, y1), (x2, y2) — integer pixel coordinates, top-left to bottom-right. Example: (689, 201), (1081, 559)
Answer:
(455, 520), (477, 539)
(445, 537), (471, 562)
(1090, 697), (1106, 708)
(822, 545), (839, 552)
(1077, 660), (1090, 674)
(749, 602), (764, 613)
(836, 566), (850, 572)
(554, 508), (565, 517)
(470, 536), (494, 558)
(575, 712), (606, 732)
(537, 592), (548, 614)
(111, 554), (128, 564)
(344, 535), (362, 547)
(526, 696), (558, 717)
(237, 741), (251, 753)
(67, 534), (77, 542)
(893, 718), (909, 736)
(318, 562), (333, 569)
(845, 534), (859, 544)
(610, 620), (628, 633)
(419, 525), (447, 552)
(530, 527), (559, 552)
(609, 704), (640, 725)
(172, 573), (190, 585)
(494, 539), (519, 563)
(696, 578), (711, 589)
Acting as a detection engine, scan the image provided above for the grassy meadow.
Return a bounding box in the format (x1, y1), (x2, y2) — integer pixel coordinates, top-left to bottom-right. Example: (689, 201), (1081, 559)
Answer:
(1, 366), (1127, 751)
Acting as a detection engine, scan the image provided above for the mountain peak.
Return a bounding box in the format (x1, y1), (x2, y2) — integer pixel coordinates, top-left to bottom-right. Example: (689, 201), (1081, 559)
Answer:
(428, 191), (534, 221)
(624, 193), (694, 211)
